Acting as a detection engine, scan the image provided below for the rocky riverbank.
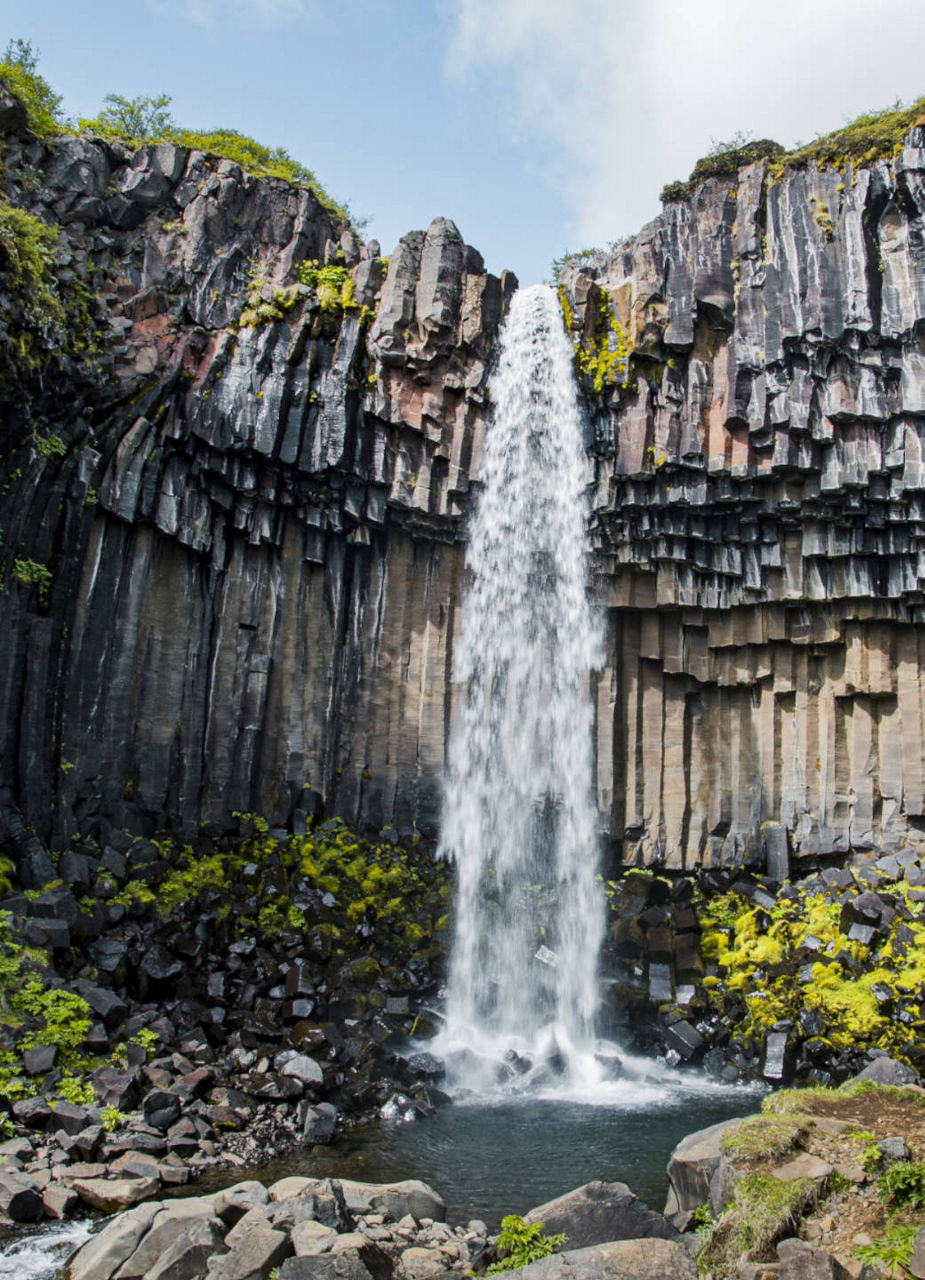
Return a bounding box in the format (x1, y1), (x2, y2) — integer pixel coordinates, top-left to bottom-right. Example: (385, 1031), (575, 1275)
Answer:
(4, 806), (925, 1232)
(26, 1077), (924, 1280)
(601, 848), (925, 1089)
(0, 813), (453, 1227)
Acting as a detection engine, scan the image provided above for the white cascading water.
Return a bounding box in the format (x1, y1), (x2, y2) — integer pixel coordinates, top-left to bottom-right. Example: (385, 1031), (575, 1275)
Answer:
(438, 283), (607, 1092)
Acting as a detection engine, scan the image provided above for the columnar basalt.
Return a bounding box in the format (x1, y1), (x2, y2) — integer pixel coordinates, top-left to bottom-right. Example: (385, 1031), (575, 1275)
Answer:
(0, 97), (514, 847)
(559, 126), (925, 870)
(5, 90), (925, 876)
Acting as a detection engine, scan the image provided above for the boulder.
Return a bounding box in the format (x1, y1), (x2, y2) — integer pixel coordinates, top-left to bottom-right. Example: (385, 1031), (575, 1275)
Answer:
(302, 1102), (338, 1144)
(777, 1239), (854, 1280)
(664, 1117), (747, 1217)
(771, 1155), (832, 1182)
(145, 1214), (227, 1280)
(292, 1220), (339, 1256)
(144, 1088), (183, 1130)
(278, 1257), (380, 1280)
(524, 1181), (678, 1249)
(909, 1226), (925, 1280)
(212, 1179), (271, 1226)
(91, 1066), (141, 1110)
(848, 1056), (921, 1088)
(50, 1101), (92, 1135)
(115, 1199), (218, 1278)
(397, 1246), (445, 1279)
(203, 1224), (293, 1279)
(0, 1169), (44, 1221)
(478, 1238), (696, 1279)
(329, 1234), (393, 1280)
(360, 1179), (447, 1224)
(23, 1044), (58, 1075)
(72, 1175), (160, 1211)
(282, 1054), (325, 1088)
(43, 1182), (80, 1218)
(68, 1201), (161, 1280)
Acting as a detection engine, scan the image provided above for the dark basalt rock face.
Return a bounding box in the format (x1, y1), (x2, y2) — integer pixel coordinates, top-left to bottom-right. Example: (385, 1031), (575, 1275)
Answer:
(0, 103), (514, 849)
(559, 129), (925, 869)
(6, 95), (925, 877)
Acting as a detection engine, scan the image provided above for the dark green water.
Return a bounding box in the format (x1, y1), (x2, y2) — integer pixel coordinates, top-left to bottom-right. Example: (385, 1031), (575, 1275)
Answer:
(223, 1086), (763, 1227)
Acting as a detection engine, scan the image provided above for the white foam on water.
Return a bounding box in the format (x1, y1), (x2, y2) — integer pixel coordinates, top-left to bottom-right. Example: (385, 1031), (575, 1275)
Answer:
(0, 1218), (95, 1280)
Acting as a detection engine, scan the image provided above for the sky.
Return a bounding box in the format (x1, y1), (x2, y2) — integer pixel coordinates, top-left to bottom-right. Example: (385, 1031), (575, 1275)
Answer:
(4, 0), (925, 284)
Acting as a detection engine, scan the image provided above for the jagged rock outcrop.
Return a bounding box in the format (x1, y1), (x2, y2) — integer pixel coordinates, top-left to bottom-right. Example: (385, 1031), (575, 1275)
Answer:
(560, 126), (925, 868)
(0, 103), (514, 846)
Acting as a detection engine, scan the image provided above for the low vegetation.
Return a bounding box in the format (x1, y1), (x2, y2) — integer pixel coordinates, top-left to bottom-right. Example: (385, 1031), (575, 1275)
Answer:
(0, 43), (352, 225)
(661, 133), (784, 202)
(485, 1215), (568, 1274)
(78, 92), (351, 225)
(699, 1172), (817, 1275)
(661, 95), (925, 202)
(696, 878), (925, 1067)
(0, 39), (66, 136)
(695, 1082), (925, 1278)
(558, 283), (631, 401)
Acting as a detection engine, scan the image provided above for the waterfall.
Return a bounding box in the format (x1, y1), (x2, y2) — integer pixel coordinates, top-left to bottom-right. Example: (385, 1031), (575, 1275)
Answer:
(438, 282), (606, 1091)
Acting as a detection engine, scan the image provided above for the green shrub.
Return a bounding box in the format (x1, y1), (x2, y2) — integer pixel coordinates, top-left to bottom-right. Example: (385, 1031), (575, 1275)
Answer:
(0, 39), (67, 137)
(17, 981), (92, 1054)
(80, 92), (173, 140)
(661, 135), (783, 202)
(56, 1074), (96, 1106)
(878, 1160), (925, 1210)
(486, 1215), (568, 1274)
(129, 1026), (160, 1059)
(854, 1224), (918, 1275)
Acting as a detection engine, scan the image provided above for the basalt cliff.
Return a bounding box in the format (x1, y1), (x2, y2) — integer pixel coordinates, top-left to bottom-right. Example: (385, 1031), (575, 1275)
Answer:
(4, 92), (925, 875)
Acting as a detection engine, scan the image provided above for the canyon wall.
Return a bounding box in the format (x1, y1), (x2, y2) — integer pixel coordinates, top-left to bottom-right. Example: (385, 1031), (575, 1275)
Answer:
(560, 127), (925, 869)
(0, 93), (513, 847)
(4, 88), (925, 873)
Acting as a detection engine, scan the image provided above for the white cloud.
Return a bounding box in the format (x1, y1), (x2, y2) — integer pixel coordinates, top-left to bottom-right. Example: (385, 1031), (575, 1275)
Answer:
(447, 0), (925, 250)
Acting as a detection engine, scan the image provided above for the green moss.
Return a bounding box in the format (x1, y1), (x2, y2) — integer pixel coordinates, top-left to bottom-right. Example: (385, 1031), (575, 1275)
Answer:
(695, 879), (925, 1062)
(295, 260), (359, 313)
(11, 557), (52, 605)
(0, 198), (100, 400)
(559, 286), (631, 400)
(700, 1174), (817, 1274)
(721, 1114), (810, 1162)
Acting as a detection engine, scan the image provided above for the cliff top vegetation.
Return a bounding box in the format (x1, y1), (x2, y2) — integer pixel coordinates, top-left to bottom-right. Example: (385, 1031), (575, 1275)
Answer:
(660, 93), (925, 202)
(0, 40), (352, 226)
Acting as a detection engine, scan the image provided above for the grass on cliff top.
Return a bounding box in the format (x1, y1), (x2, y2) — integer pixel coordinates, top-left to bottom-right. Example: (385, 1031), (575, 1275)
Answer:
(0, 43), (351, 227)
(660, 95), (925, 202)
(0, 40), (66, 137)
(78, 92), (352, 226)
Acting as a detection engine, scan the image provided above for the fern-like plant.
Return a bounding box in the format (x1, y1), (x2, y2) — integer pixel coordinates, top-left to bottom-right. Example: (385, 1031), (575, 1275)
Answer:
(486, 1215), (568, 1275)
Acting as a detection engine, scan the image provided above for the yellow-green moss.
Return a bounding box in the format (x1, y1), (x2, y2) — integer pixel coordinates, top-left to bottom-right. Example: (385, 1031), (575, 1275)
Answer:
(559, 286), (631, 400)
